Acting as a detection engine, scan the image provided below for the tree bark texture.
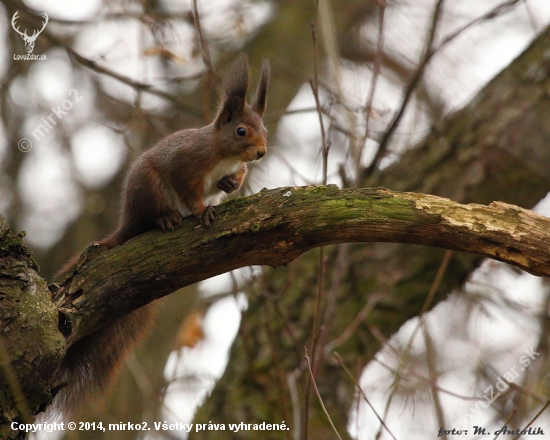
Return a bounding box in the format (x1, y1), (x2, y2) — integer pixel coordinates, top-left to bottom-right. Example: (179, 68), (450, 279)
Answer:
(0, 217), (65, 440)
(51, 187), (550, 349)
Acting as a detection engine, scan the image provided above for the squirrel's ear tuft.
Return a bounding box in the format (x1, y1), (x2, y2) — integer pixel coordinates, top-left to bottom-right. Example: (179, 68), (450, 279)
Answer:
(214, 54), (249, 128)
(252, 59), (270, 117)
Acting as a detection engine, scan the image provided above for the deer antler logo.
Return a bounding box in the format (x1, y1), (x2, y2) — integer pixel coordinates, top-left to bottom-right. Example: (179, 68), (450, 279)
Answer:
(11, 11), (49, 54)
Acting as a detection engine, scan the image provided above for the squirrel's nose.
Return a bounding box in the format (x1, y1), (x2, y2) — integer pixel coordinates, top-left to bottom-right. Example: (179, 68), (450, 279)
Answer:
(257, 150), (266, 159)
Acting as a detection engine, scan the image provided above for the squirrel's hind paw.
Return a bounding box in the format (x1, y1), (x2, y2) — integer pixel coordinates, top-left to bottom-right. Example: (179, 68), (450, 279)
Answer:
(156, 212), (183, 232)
(198, 205), (217, 228)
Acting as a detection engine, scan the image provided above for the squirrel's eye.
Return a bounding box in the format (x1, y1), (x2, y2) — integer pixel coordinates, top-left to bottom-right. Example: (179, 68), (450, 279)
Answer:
(236, 126), (247, 137)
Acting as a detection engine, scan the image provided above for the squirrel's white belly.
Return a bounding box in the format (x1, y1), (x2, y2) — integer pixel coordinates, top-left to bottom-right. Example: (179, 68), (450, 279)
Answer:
(174, 158), (242, 217)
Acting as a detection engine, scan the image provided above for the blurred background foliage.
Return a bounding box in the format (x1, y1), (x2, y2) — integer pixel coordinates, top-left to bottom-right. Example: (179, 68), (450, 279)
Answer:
(2, 0), (550, 439)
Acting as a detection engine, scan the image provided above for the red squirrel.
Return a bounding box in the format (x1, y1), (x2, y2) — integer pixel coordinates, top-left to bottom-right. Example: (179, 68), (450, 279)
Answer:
(54, 55), (270, 414)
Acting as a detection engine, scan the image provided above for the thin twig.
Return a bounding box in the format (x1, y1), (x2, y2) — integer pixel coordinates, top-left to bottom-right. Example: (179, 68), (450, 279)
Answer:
(493, 408), (517, 440)
(367, 0), (446, 176)
(42, 30), (201, 118)
(375, 250), (452, 439)
(262, 291), (303, 365)
(310, 0), (332, 185)
(317, 244), (350, 357)
(375, 357), (487, 402)
(304, 348), (344, 440)
(422, 320), (447, 440)
(287, 368), (304, 440)
(511, 400), (550, 440)
(263, 303), (294, 440)
(355, 0), (386, 186)
(521, 0), (540, 32)
(192, 0), (216, 122)
(303, 1), (332, 437)
(439, 0), (522, 49)
(334, 352), (398, 440)
(505, 378), (549, 405)
(324, 289), (387, 354)
(366, 0), (523, 177)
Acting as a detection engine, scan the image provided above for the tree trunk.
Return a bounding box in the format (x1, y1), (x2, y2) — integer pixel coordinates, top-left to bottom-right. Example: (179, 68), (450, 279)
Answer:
(0, 216), (65, 440)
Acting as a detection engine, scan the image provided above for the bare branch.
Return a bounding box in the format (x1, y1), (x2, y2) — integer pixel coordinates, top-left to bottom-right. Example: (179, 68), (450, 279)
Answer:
(53, 186), (550, 348)
(367, 0), (524, 176)
(40, 30), (201, 118)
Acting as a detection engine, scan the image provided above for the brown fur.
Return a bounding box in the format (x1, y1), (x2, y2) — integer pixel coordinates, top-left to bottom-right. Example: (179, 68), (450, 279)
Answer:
(53, 55), (270, 416)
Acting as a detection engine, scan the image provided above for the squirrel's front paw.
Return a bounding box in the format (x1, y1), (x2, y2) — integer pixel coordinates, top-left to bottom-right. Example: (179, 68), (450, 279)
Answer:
(156, 212), (183, 231)
(198, 205), (217, 227)
(217, 175), (239, 193)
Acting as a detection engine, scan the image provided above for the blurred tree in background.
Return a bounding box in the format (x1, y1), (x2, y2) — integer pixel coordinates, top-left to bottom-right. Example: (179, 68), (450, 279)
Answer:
(2, 0), (550, 439)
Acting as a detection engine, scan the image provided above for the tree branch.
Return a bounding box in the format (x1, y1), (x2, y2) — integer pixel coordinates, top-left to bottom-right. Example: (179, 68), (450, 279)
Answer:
(53, 186), (550, 347)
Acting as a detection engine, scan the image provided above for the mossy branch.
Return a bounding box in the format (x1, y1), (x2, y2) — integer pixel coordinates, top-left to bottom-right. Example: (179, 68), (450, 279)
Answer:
(52, 186), (550, 346)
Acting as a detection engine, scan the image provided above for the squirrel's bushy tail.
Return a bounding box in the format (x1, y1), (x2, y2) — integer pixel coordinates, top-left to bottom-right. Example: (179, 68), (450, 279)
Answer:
(51, 228), (157, 417)
(52, 304), (157, 416)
